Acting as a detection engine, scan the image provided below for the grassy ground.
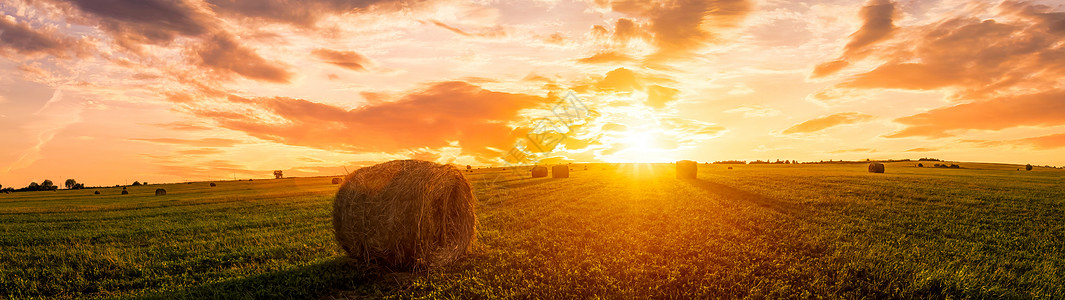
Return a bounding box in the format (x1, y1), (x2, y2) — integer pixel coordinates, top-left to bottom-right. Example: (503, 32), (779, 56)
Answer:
(0, 162), (1062, 299)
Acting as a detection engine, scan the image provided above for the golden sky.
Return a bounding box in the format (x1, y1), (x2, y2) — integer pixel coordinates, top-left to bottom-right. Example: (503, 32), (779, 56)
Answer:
(1, 0), (1063, 186)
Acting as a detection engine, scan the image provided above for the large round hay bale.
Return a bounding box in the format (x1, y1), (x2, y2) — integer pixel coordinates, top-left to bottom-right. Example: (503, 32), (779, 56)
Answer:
(552, 165), (569, 178)
(94, 191), (100, 195)
(530, 166), (548, 178)
(333, 160), (476, 270)
(210, 182), (217, 187)
(155, 188), (166, 196)
(332, 178), (342, 184)
(868, 162), (885, 173)
(676, 160), (697, 179)
(121, 190), (128, 195)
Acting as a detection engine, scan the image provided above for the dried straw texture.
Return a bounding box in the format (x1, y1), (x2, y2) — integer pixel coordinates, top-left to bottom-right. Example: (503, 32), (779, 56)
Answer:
(531, 166), (548, 178)
(868, 162), (885, 173)
(333, 160), (477, 270)
(677, 160), (698, 179)
(155, 189), (166, 196)
(552, 165), (569, 178)
(332, 178), (342, 184)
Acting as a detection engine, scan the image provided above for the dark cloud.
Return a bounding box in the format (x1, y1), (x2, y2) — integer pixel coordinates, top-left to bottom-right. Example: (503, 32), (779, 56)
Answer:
(887, 90), (1065, 138)
(194, 34), (292, 83)
(48, 0), (213, 48)
(812, 0), (896, 78)
(613, 18), (646, 42)
(783, 112), (874, 134)
(191, 81), (551, 159)
(595, 0), (751, 61)
(312, 48), (371, 71)
(0, 16), (85, 58)
(206, 0), (410, 27)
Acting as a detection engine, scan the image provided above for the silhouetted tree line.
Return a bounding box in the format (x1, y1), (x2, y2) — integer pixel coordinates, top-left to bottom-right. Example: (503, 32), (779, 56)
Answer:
(918, 158), (941, 161)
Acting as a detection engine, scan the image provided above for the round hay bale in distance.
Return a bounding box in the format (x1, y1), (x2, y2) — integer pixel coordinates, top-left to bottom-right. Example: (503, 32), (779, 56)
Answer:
(331, 178), (342, 184)
(210, 182), (217, 187)
(728, 166), (733, 170)
(121, 190), (129, 195)
(868, 162), (885, 173)
(155, 188), (166, 196)
(676, 160), (698, 179)
(333, 160), (476, 270)
(530, 166), (548, 178)
(552, 165), (569, 178)
(94, 191), (100, 195)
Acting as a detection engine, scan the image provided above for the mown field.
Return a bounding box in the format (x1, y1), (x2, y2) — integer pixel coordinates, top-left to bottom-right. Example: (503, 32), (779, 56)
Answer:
(1, 162), (1063, 299)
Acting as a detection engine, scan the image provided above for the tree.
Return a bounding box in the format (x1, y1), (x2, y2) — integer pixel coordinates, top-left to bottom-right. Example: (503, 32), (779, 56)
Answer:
(274, 170), (284, 179)
(65, 179), (78, 190)
(1026, 164), (1033, 171)
(132, 181), (141, 186)
(41, 180), (54, 189)
(28, 182), (40, 190)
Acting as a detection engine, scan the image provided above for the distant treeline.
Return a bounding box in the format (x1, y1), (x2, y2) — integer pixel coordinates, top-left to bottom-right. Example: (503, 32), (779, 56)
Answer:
(0, 178), (148, 193)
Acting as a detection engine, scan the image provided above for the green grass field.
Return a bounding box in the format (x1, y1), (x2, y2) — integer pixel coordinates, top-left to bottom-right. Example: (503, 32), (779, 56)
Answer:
(1, 162), (1063, 299)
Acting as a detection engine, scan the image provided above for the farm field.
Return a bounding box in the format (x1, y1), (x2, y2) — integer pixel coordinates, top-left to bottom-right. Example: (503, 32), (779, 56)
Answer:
(1, 162), (1063, 299)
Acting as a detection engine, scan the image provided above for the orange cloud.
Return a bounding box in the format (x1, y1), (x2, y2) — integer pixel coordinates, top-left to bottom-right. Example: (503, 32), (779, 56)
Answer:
(312, 48), (371, 71)
(191, 81), (551, 160)
(783, 112), (874, 134)
(817, 1), (1065, 101)
(887, 90), (1065, 138)
(577, 51), (636, 64)
(646, 85), (679, 109)
(194, 34), (292, 83)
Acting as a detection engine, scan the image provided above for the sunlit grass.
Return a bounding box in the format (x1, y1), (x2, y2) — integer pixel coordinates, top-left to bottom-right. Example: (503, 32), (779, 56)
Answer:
(0, 162), (1062, 298)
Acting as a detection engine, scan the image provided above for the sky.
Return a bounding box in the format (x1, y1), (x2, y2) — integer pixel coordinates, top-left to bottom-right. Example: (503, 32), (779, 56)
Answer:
(1, 0), (1064, 187)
